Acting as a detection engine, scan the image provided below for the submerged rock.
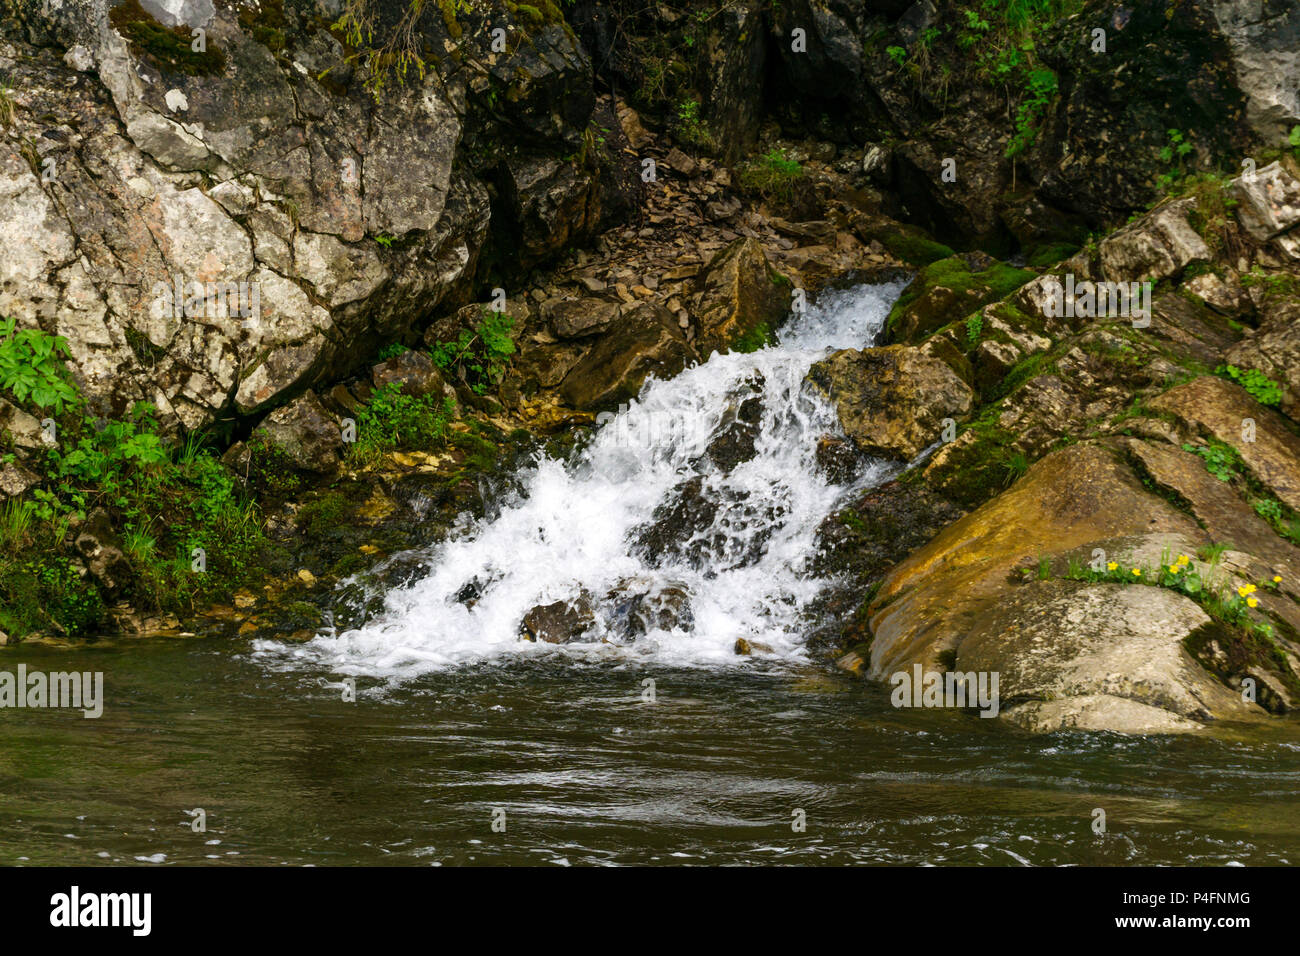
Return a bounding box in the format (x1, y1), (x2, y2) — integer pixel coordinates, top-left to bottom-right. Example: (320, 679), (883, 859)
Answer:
(520, 594), (595, 644)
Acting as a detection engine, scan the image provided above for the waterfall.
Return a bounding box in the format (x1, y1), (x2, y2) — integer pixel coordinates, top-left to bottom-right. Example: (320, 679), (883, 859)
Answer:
(254, 280), (909, 680)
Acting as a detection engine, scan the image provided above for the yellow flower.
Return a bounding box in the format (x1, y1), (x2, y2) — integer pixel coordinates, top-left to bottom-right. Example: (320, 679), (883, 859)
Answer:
(1237, 585), (1250, 597)
(1169, 564), (1182, 574)
(1245, 584), (1257, 594)
(1131, 568), (1142, 577)
(1107, 562), (1118, 571)
(1247, 597), (1258, 608)
(1177, 554), (1190, 566)
(1274, 575), (1283, 584)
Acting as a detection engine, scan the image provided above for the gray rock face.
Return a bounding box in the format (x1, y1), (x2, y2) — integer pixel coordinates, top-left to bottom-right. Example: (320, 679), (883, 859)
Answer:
(1210, 0), (1300, 138)
(0, 0), (604, 431)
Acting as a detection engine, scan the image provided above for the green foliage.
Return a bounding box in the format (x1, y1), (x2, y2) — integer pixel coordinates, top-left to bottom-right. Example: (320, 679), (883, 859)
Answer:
(1216, 364), (1283, 407)
(377, 342), (409, 361)
(886, 45), (907, 67)
(965, 313), (983, 350)
(352, 383), (455, 462)
(429, 308), (517, 395)
(0, 318), (78, 413)
(737, 149), (806, 205)
(373, 233), (396, 248)
(1156, 128), (1195, 190)
(1005, 67), (1057, 158)
(674, 98), (716, 150)
(1183, 440), (1241, 483)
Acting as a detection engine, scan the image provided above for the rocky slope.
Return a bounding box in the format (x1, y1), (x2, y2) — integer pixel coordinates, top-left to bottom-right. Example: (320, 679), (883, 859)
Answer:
(2, 0), (1300, 735)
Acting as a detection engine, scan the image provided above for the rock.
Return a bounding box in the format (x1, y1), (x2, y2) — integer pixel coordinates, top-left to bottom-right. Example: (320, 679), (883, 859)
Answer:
(693, 238), (789, 356)
(73, 508), (130, 592)
(139, 0), (214, 29)
(885, 255), (1034, 344)
(734, 637), (773, 655)
(1149, 376), (1300, 510)
(520, 594), (595, 644)
(558, 302), (692, 410)
(0, 398), (46, 451)
(1098, 199), (1212, 284)
(664, 147), (699, 178)
(253, 390), (343, 475)
(861, 144), (890, 182)
(1211, 8), (1300, 138)
(806, 345), (974, 461)
(606, 578), (693, 640)
(371, 349), (445, 398)
(0, 461), (40, 499)
(634, 476), (771, 571)
(1232, 161), (1300, 240)
(1224, 298), (1300, 419)
(542, 297), (623, 339)
(867, 441), (1265, 733)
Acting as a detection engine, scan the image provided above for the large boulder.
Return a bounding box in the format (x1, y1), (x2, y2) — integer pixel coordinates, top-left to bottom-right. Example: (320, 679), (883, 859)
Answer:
(0, 0), (605, 431)
(559, 303), (694, 410)
(692, 238), (790, 357)
(866, 441), (1280, 732)
(806, 345), (974, 461)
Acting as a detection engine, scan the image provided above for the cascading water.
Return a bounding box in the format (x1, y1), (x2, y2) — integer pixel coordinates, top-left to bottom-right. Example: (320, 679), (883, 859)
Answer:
(254, 280), (910, 681)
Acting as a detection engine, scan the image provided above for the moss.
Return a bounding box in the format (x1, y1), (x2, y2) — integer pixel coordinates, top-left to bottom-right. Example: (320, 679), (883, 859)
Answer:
(109, 0), (226, 76)
(731, 322), (774, 354)
(886, 256), (1035, 338)
(879, 231), (957, 266)
(1026, 242), (1079, 268)
(439, 0), (464, 40)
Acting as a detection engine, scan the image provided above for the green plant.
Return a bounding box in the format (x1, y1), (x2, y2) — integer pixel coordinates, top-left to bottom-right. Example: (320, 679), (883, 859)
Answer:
(1005, 67), (1057, 158)
(674, 98), (716, 150)
(886, 45), (907, 68)
(1253, 498), (1284, 523)
(1217, 364), (1283, 407)
(0, 318), (78, 412)
(377, 342), (409, 361)
(737, 149), (806, 205)
(1183, 440), (1241, 483)
(429, 308), (516, 395)
(352, 383), (455, 462)
(965, 313), (983, 350)
(1156, 128), (1195, 191)
(373, 233), (396, 248)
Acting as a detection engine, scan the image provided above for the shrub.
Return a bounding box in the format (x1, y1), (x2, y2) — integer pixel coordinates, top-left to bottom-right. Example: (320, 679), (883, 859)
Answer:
(0, 318), (78, 412)
(737, 149), (806, 205)
(430, 308), (516, 395)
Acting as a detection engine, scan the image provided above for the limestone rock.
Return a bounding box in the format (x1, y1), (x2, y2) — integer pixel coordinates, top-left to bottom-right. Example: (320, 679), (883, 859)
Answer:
(806, 345), (974, 461)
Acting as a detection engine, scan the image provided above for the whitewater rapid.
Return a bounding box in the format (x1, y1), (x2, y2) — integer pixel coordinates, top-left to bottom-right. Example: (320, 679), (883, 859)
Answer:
(253, 280), (909, 681)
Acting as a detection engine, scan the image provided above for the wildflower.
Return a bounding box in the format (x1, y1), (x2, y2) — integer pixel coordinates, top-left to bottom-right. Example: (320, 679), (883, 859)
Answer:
(1247, 597), (1258, 608)
(1131, 568), (1142, 577)
(1274, 575), (1283, 584)
(1177, 554), (1190, 566)
(1237, 584), (1257, 597)
(1107, 561), (1118, 571)
(1169, 564), (1181, 574)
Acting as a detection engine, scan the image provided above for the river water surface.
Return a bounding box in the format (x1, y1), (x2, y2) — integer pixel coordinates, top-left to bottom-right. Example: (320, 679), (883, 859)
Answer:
(4, 284), (1300, 866)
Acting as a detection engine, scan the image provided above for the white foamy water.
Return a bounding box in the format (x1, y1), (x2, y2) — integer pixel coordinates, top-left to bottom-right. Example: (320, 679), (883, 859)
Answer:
(254, 281), (909, 681)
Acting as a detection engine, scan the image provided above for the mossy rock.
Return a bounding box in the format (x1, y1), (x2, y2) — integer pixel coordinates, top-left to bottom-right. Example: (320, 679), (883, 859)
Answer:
(886, 254), (1036, 344)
